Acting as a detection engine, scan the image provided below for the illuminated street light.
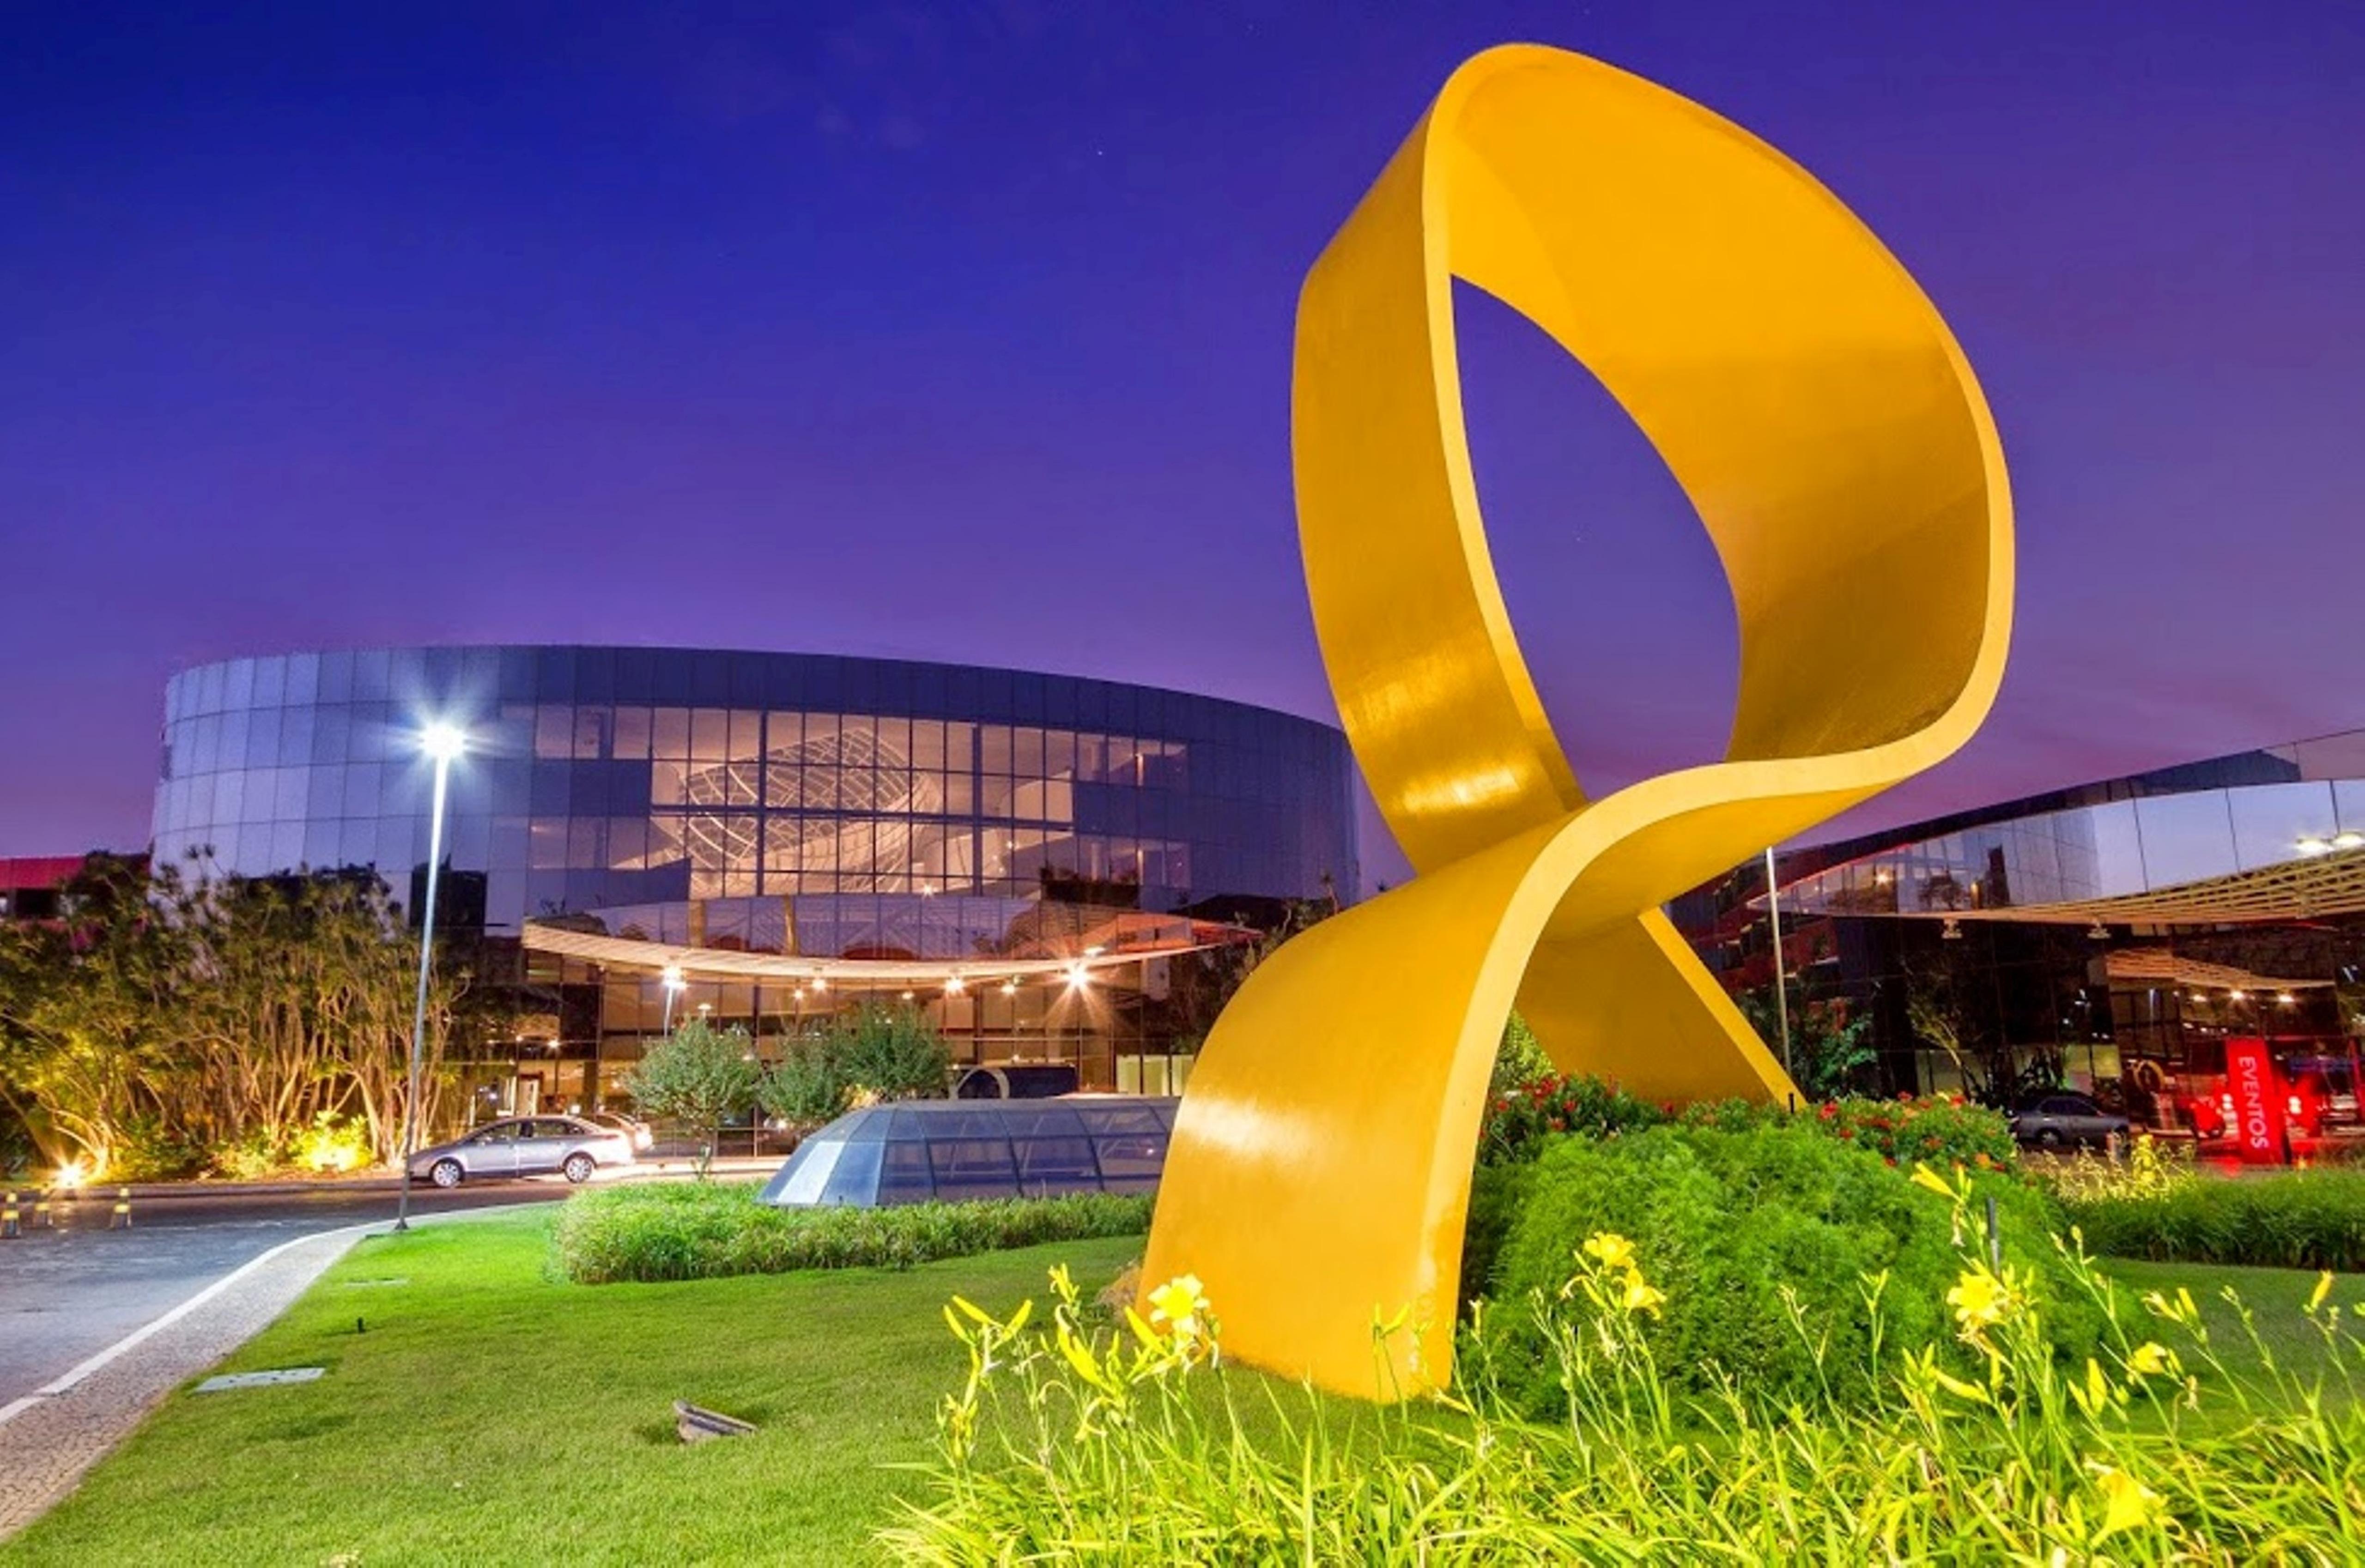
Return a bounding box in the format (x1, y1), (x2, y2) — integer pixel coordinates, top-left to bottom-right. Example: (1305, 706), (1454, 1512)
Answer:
(660, 964), (686, 1034)
(395, 721), (467, 1233)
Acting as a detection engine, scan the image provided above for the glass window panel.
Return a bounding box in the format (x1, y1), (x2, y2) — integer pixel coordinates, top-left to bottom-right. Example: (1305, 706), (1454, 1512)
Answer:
(267, 820), (305, 873)
(568, 818), (605, 867)
(1078, 733), (1108, 782)
(766, 710), (801, 756)
(910, 720), (945, 770)
(773, 1138), (846, 1205)
(534, 706), (575, 760)
(944, 773), (974, 816)
(819, 1141), (884, 1205)
(979, 726), (1013, 775)
(1014, 727), (1045, 778)
(946, 721), (976, 769)
(1044, 730), (1077, 778)
(644, 814), (685, 866)
(572, 707), (609, 760)
(606, 817), (649, 868)
(2227, 781), (2340, 871)
(728, 710), (763, 760)
(653, 707), (691, 758)
(802, 714), (840, 762)
(981, 777), (1015, 818)
(874, 1142), (934, 1204)
(927, 1138), (1017, 1200)
(651, 759), (692, 807)
(691, 708), (730, 760)
(241, 709), (281, 769)
(2134, 793), (2239, 889)
(303, 817), (342, 869)
(337, 818), (377, 868)
(612, 706), (653, 760)
(873, 715), (910, 763)
(837, 715), (874, 765)
(530, 818), (571, 870)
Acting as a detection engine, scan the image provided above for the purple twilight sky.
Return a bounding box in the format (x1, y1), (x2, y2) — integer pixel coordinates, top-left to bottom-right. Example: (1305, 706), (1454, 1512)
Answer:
(2, 1), (2360, 892)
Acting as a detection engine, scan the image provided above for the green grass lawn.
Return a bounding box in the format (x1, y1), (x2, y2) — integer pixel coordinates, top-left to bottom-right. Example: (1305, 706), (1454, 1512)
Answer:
(2098, 1256), (2356, 1391)
(7, 1212), (2355, 1568)
(3, 1210), (1140, 1568)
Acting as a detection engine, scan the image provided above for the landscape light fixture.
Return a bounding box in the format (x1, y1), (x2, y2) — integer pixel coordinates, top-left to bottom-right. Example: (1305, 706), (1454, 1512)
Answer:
(395, 721), (467, 1232)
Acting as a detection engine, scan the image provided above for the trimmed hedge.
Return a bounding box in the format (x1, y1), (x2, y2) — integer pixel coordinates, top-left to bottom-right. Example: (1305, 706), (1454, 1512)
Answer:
(2062, 1169), (2365, 1271)
(554, 1181), (1152, 1284)
(1473, 1123), (2100, 1413)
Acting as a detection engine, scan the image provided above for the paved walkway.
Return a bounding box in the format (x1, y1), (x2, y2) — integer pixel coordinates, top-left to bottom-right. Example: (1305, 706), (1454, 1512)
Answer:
(0, 1218), (376, 1539)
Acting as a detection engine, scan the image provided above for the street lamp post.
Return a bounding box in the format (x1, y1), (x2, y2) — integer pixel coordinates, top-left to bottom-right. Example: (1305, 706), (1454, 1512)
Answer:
(394, 723), (466, 1232)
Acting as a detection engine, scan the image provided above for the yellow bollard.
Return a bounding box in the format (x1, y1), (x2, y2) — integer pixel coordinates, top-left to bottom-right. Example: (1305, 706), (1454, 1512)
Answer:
(32, 1193), (51, 1228)
(110, 1186), (132, 1230)
(1, 1193), (19, 1240)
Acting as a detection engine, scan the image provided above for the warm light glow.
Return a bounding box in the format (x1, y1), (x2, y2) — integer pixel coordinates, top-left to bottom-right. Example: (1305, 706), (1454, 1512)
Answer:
(809, 975), (827, 993)
(2279, 992), (2298, 1006)
(2297, 836), (2333, 857)
(1065, 962), (1092, 989)
(943, 974), (966, 996)
(419, 722), (467, 762)
(697, 1001), (712, 1014)
(56, 1159), (86, 1190)
(899, 989), (915, 1001)
(2337, 832), (2365, 851)
(661, 965), (685, 992)
(1000, 979), (1019, 996)
(2229, 989), (2247, 1002)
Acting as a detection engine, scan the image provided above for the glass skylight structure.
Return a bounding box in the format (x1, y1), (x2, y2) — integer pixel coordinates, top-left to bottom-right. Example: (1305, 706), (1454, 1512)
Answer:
(757, 1096), (1178, 1207)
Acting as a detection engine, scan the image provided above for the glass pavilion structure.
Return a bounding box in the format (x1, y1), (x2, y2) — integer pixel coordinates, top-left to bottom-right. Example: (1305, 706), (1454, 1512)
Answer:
(151, 646), (1356, 1114)
(1674, 731), (2365, 1130)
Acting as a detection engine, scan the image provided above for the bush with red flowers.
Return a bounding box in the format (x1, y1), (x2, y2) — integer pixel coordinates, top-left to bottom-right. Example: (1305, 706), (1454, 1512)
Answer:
(1478, 1071), (2016, 1174)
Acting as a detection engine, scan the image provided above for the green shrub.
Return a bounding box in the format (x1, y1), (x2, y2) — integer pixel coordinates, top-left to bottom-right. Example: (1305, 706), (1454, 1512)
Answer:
(2062, 1168), (2365, 1271)
(552, 1181), (1152, 1284)
(1477, 1072), (2018, 1172)
(623, 1018), (761, 1144)
(1479, 1123), (2098, 1411)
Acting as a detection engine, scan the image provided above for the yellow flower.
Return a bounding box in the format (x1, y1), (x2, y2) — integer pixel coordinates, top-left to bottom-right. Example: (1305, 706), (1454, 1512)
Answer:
(2127, 1341), (2172, 1377)
(2090, 1464), (2169, 1542)
(1909, 1162), (1958, 1200)
(1619, 1269), (1667, 1316)
(1946, 1265), (2013, 1333)
(1582, 1232), (1637, 1272)
(2310, 1271), (2335, 1314)
(1146, 1273), (1210, 1340)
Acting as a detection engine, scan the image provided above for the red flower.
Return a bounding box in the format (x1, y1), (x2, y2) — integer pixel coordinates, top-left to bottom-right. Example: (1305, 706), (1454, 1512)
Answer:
(1548, 1118), (1565, 1132)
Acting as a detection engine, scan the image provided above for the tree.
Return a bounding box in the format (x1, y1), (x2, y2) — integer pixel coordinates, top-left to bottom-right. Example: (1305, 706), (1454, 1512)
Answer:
(624, 1018), (761, 1156)
(756, 1003), (950, 1132)
(0, 853), (482, 1178)
(1736, 992), (1880, 1101)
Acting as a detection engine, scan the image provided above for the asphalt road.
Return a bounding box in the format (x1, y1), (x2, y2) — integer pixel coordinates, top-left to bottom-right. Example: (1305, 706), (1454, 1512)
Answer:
(0, 1183), (571, 1405)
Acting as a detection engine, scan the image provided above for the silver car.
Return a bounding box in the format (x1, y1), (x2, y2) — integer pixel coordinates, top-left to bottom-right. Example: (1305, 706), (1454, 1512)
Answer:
(408, 1116), (635, 1188)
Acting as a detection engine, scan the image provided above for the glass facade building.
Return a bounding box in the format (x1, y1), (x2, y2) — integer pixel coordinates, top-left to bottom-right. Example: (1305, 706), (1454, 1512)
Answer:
(1674, 733), (2365, 1135)
(151, 645), (1356, 1113)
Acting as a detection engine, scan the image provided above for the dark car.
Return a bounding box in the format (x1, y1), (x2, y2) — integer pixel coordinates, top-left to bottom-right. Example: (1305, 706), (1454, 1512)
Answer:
(2008, 1092), (2130, 1151)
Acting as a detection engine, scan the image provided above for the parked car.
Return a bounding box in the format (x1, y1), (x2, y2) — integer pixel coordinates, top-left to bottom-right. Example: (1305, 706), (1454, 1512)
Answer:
(2008, 1092), (2130, 1151)
(408, 1116), (636, 1188)
(584, 1110), (655, 1151)
(955, 1063), (1080, 1100)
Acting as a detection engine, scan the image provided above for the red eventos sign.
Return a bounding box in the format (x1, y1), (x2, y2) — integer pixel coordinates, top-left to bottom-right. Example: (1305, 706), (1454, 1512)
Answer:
(2225, 1037), (2287, 1165)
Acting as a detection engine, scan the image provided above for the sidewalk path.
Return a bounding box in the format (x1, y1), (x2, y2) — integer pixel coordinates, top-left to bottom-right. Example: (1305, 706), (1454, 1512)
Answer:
(3, 1214), (428, 1539)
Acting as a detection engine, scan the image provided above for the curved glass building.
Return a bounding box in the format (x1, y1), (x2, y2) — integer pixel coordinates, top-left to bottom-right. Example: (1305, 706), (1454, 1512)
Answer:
(1675, 730), (2365, 1136)
(758, 1097), (1176, 1207)
(152, 645), (1356, 1108)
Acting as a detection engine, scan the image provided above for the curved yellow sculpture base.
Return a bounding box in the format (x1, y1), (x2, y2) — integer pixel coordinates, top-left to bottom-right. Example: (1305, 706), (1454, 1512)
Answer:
(1141, 46), (2013, 1398)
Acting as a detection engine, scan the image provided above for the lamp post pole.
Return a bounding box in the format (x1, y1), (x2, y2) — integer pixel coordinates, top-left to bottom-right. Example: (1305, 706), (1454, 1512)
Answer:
(1765, 846), (1794, 1084)
(394, 725), (465, 1232)
(661, 964), (685, 1035)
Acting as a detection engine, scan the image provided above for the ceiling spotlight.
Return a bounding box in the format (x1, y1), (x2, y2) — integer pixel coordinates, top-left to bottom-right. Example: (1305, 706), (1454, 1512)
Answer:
(2278, 991), (2298, 1006)
(1940, 918), (1963, 941)
(2229, 989), (2247, 1002)
(944, 974), (966, 996)
(809, 975), (827, 993)
(2297, 836), (2333, 857)
(1065, 962), (1092, 989)
(2336, 832), (2365, 851)
(1001, 979), (1019, 996)
(661, 965), (686, 993)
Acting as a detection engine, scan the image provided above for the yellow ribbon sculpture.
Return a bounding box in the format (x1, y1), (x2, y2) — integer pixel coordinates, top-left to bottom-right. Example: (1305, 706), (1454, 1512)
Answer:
(1141, 45), (2013, 1398)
